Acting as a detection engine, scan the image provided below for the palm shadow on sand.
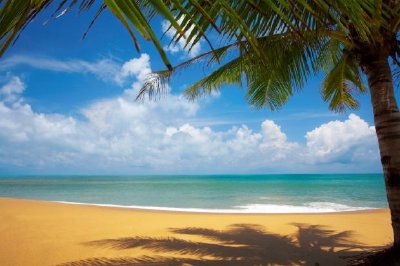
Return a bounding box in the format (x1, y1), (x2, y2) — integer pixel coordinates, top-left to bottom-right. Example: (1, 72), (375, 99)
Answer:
(60, 223), (385, 266)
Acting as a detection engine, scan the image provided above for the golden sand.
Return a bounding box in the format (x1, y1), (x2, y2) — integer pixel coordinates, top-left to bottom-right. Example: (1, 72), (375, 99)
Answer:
(0, 197), (392, 266)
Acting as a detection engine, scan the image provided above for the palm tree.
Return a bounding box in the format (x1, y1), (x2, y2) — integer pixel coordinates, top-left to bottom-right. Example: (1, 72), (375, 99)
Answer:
(1, 0), (400, 254)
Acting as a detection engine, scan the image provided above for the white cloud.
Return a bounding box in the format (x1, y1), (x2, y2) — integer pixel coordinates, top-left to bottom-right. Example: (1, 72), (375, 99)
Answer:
(0, 76), (25, 95)
(1, 55), (129, 84)
(305, 114), (378, 163)
(161, 19), (202, 57)
(0, 76), (26, 104)
(115, 54), (152, 85)
(0, 55), (381, 174)
(259, 120), (299, 159)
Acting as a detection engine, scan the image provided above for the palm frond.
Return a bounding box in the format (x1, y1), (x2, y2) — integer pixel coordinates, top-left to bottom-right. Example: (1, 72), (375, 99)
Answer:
(138, 28), (328, 108)
(2, 0), (397, 70)
(184, 54), (246, 100)
(322, 51), (366, 112)
(104, 0), (178, 69)
(1, 0), (398, 115)
(136, 70), (173, 101)
(82, 3), (106, 40)
(136, 41), (240, 101)
(0, 0), (49, 56)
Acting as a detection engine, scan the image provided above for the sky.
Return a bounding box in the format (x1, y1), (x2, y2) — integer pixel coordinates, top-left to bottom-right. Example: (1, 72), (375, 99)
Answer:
(0, 4), (391, 175)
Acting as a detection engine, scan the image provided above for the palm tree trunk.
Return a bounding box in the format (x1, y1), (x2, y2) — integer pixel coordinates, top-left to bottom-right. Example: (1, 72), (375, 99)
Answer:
(363, 52), (400, 249)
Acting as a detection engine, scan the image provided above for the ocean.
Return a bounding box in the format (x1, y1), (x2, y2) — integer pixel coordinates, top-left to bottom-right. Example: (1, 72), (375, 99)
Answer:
(0, 174), (387, 213)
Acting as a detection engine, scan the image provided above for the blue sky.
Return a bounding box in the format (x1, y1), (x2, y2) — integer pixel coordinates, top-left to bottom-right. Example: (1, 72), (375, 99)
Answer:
(0, 5), (389, 174)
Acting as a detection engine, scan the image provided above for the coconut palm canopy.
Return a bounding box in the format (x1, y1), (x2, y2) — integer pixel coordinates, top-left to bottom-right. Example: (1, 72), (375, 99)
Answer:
(1, 0), (400, 253)
(1, 1), (398, 110)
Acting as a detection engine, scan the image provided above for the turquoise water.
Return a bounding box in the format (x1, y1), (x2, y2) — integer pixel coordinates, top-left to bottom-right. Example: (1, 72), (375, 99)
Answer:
(0, 174), (387, 213)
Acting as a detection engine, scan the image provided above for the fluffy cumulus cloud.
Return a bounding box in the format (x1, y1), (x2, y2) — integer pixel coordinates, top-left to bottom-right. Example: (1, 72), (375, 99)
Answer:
(306, 114), (377, 163)
(0, 54), (381, 174)
(115, 54), (152, 86)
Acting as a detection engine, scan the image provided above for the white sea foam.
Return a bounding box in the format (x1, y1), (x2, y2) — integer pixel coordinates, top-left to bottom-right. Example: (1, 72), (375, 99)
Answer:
(234, 202), (372, 213)
(54, 201), (375, 214)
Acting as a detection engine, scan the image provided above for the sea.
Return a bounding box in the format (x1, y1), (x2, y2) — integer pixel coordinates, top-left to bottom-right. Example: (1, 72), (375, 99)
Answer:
(0, 174), (387, 213)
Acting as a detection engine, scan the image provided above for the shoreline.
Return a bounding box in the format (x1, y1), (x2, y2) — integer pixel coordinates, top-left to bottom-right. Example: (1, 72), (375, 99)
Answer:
(0, 197), (393, 266)
(53, 199), (385, 215)
(1, 196), (385, 215)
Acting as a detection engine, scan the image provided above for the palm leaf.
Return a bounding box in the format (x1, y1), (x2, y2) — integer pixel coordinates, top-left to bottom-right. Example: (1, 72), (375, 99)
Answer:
(322, 51), (366, 112)
(184, 54), (246, 100)
(141, 30), (329, 110)
(136, 41), (240, 101)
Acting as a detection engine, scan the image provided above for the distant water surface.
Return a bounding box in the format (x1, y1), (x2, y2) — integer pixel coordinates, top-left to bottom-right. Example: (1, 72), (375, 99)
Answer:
(0, 174), (387, 213)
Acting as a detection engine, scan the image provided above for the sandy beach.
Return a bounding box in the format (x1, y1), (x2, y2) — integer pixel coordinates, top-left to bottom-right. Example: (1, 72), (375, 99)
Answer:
(0, 197), (393, 266)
